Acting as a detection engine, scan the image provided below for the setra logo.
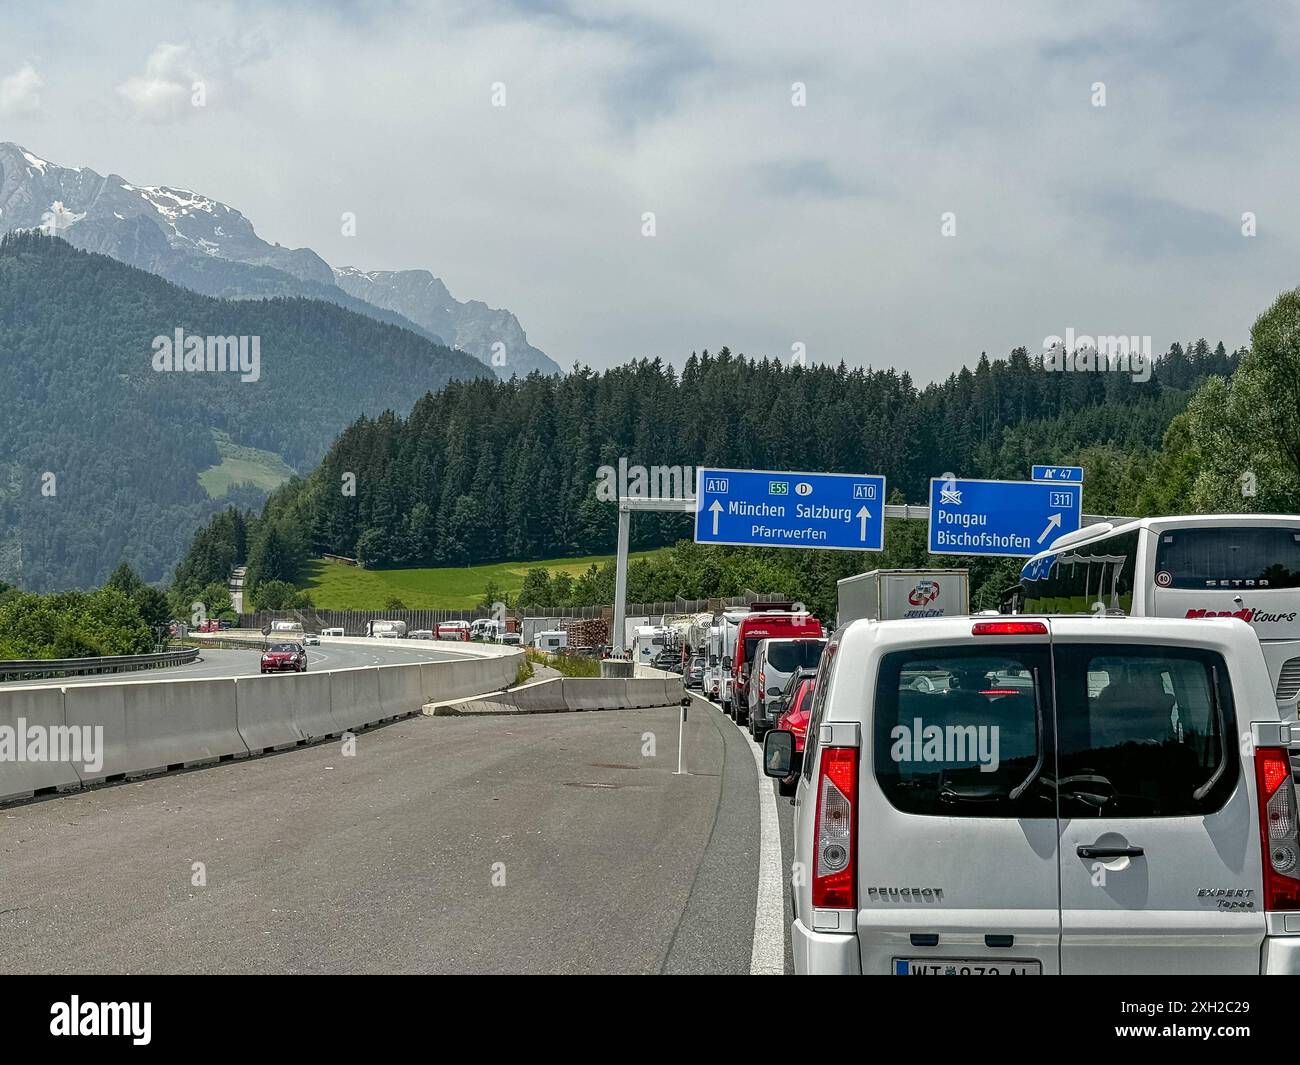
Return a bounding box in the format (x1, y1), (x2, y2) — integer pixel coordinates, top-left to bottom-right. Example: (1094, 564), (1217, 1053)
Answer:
(908, 580), (941, 608)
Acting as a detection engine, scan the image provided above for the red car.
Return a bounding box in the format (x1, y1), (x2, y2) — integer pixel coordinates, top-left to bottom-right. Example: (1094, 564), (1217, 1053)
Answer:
(774, 673), (816, 791)
(260, 642), (307, 674)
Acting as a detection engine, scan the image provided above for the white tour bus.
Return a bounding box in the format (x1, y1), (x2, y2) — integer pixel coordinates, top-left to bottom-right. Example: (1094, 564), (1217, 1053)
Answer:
(1007, 514), (1300, 715)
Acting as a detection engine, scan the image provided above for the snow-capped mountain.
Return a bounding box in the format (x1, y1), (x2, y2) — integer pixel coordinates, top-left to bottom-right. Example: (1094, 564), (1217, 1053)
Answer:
(333, 267), (558, 379)
(0, 142), (559, 377)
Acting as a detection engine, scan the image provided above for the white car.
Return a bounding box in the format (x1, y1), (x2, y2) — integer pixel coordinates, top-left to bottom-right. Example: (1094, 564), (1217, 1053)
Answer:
(303, 633), (320, 646)
(764, 614), (1300, 975)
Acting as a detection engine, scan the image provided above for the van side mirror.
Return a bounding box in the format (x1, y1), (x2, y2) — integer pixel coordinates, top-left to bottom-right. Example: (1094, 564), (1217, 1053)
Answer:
(763, 730), (797, 777)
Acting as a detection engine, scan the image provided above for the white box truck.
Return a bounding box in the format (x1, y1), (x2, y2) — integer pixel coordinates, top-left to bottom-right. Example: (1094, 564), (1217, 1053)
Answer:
(836, 569), (969, 627)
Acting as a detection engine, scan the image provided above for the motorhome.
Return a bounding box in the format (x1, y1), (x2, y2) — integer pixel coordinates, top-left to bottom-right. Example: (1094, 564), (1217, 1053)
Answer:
(532, 629), (567, 653)
(716, 609), (753, 708)
(632, 625), (667, 666)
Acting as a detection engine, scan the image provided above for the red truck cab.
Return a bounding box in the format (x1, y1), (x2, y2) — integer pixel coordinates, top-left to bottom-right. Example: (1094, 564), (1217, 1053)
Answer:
(730, 611), (823, 721)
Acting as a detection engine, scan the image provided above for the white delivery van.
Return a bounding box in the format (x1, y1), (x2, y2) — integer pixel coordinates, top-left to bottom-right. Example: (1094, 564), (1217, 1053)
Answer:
(764, 614), (1300, 975)
(837, 568), (969, 628)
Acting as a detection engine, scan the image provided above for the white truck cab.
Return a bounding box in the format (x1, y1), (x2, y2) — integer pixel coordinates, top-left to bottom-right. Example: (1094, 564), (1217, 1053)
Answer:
(764, 614), (1300, 975)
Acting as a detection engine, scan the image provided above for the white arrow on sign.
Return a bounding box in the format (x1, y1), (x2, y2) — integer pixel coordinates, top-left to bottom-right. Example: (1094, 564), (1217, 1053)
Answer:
(709, 498), (723, 536)
(857, 505), (872, 541)
(1037, 513), (1062, 545)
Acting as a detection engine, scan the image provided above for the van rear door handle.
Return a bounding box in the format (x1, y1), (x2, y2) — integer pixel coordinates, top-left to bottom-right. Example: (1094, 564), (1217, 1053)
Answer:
(1077, 844), (1144, 860)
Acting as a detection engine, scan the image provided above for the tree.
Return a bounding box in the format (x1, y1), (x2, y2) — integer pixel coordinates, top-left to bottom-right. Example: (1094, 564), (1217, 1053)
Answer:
(254, 580), (300, 610)
(516, 567), (553, 609)
(105, 562), (144, 597)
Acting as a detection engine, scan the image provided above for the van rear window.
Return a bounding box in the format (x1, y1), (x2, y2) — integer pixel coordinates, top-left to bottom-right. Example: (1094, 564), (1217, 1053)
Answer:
(764, 640), (826, 674)
(874, 647), (1052, 818)
(1053, 646), (1236, 817)
(874, 644), (1237, 819)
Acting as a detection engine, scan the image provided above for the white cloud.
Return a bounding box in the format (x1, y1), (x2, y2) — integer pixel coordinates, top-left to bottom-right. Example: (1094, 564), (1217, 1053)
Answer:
(8, 2), (1300, 377)
(117, 43), (203, 121)
(0, 64), (43, 116)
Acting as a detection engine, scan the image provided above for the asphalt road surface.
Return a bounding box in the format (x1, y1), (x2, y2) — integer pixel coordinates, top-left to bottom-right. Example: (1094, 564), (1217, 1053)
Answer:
(0, 640), (462, 689)
(0, 696), (790, 974)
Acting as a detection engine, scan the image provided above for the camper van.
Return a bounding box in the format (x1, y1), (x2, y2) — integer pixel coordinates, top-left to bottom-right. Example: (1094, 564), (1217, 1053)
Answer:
(632, 625), (666, 666)
(532, 630), (566, 653)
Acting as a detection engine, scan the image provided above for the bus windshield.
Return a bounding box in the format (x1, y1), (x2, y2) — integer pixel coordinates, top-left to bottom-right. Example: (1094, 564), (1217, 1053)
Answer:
(1155, 526), (1300, 590)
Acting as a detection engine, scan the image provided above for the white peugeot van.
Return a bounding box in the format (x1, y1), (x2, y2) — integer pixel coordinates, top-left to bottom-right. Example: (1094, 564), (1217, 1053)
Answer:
(763, 614), (1300, 975)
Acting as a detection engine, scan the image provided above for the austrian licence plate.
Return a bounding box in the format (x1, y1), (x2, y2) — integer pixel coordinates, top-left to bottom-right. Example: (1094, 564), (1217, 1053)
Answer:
(893, 958), (1041, 975)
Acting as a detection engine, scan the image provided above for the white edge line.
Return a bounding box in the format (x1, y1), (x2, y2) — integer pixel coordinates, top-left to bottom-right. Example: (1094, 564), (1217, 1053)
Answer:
(747, 733), (785, 975)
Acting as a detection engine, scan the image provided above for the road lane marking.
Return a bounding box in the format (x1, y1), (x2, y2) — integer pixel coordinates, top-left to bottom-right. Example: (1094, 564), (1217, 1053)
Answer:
(745, 729), (785, 975)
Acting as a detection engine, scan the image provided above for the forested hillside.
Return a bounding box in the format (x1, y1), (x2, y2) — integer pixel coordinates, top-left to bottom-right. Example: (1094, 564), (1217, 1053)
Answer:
(172, 334), (1247, 611)
(0, 232), (491, 591)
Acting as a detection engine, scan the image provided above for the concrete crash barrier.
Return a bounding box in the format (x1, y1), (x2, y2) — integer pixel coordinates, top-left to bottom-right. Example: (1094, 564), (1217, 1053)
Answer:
(67, 678), (247, 784)
(418, 652), (520, 705)
(235, 672), (332, 751)
(378, 663), (427, 720)
(0, 686), (83, 802)
(424, 678), (567, 717)
(428, 676), (681, 716)
(600, 658), (634, 678)
(329, 667), (385, 732)
(563, 678), (673, 712)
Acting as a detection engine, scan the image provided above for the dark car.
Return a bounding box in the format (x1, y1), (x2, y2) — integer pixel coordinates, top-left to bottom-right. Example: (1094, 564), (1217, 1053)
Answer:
(260, 641), (307, 674)
(653, 649), (681, 672)
(685, 655), (705, 688)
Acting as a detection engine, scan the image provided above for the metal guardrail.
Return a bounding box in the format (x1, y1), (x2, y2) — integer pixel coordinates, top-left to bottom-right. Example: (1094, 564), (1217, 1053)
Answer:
(0, 647), (199, 683)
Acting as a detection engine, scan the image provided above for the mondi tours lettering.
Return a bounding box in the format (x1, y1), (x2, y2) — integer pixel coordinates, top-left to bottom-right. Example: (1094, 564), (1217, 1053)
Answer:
(151, 328), (261, 383)
(1186, 607), (1298, 625)
(50, 996), (151, 1045)
(1041, 328), (1152, 383)
(0, 720), (103, 773)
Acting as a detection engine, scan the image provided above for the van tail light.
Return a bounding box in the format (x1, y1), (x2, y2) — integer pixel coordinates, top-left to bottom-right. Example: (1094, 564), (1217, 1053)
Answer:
(812, 746), (858, 909)
(1256, 747), (1300, 910)
(971, 621), (1048, 636)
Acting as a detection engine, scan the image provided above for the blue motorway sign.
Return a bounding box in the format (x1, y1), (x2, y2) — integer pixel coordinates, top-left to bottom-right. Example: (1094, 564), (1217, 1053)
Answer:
(929, 477), (1082, 558)
(695, 467), (886, 551)
(1031, 465), (1084, 483)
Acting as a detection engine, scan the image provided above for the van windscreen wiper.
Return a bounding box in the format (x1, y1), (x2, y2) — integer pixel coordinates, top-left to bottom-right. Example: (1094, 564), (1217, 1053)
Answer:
(1008, 667), (1045, 801)
(1192, 664), (1227, 802)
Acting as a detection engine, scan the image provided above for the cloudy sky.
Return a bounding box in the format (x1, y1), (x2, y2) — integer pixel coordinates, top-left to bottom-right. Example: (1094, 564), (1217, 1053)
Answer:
(1, 0), (1296, 379)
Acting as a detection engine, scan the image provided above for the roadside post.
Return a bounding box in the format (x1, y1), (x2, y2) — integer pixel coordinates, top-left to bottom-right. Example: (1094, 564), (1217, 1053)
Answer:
(676, 695), (690, 776)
